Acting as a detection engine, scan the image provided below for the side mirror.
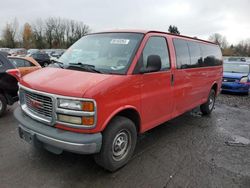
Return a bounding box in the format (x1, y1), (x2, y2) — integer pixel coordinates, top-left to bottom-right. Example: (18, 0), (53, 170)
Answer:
(140, 55), (162, 73)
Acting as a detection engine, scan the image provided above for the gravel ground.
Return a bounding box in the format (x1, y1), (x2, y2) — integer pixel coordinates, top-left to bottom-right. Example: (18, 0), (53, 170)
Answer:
(217, 92), (250, 109)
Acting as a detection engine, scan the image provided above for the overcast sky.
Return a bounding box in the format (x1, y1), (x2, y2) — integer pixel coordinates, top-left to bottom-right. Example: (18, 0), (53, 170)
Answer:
(0, 0), (249, 44)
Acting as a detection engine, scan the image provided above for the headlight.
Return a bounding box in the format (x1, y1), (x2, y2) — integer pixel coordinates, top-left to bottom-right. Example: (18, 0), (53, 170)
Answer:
(58, 99), (95, 111)
(57, 98), (96, 127)
(58, 99), (82, 110)
(240, 77), (248, 83)
(58, 114), (82, 124)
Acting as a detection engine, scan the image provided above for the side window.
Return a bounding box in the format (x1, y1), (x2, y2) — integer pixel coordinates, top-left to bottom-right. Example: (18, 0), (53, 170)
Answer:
(142, 36), (170, 71)
(0, 61), (3, 68)
(10, 59), (25, 67)
(188, 41), (202, 68)
(24, 60), (34, 67)
(173, 39), (190, 69)
(32, 54), (38, 59)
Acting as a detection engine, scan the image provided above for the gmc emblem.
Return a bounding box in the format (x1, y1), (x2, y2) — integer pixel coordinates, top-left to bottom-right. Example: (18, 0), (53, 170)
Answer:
(30, 98), (43, 109)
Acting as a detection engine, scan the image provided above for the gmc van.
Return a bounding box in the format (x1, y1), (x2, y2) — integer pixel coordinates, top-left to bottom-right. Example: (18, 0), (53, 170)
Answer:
(14, 30), (223, 171)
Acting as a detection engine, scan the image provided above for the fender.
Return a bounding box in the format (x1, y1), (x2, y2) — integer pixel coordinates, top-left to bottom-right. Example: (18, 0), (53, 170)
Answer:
(100, 105), (141, 132)
(211, 81), (219, 96)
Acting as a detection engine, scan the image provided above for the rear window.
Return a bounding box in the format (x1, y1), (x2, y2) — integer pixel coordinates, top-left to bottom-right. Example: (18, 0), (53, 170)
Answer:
(201, 44), (222, 66)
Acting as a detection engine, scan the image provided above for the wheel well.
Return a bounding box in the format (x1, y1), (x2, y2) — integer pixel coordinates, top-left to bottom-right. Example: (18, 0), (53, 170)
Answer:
(116, 108), (141, 133)
(0, 90), (7, 101)
(212, 83), (218, 94)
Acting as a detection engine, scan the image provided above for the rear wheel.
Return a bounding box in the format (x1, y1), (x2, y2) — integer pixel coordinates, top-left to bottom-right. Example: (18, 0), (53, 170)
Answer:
(94, 116), (137, 172)
(0, 94), (7, 117)
(200, 89), (216, 115)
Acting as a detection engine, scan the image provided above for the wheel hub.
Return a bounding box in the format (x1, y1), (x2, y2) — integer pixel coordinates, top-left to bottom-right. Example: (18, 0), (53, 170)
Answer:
(112, 130), (130, 161)
(209, 95), (214, 110)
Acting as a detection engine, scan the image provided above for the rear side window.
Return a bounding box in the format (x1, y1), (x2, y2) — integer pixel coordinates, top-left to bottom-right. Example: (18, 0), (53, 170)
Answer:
(174, 38), (222, 69)
(188, 41), (202, 68)
(173, 39), (190, 69)
(142, 36), (170, 70)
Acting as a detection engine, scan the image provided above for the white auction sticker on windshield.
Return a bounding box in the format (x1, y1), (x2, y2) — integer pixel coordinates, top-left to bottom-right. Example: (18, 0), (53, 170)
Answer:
(110, 39), (130, 45)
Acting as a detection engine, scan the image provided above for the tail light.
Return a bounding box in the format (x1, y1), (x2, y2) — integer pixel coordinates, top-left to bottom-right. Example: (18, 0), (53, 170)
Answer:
(6, 69), (21, 81)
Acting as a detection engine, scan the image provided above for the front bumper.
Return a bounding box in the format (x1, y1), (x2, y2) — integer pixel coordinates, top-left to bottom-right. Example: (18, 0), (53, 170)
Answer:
(221, 82), (250, 93)
(14, 107), (102, 154)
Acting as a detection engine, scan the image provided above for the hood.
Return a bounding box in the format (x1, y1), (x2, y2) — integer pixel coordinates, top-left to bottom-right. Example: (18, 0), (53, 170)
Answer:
(20, 67), (113, 97)
(223, 72), (248, 79)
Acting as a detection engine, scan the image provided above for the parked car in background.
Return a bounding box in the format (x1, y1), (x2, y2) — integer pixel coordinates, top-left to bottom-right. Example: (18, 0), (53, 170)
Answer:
(222, 62), (250, 94)
(27, 49), (39, 55)
(9, 48), (27, 57)
(28, 51), (51, 67)
(14, 30), (223, 171)
(0, 52), (19, 116)
(0, 48), (11, 55)
(44, 49), (66, 62)
(8, 56), (41, 76)
(226, 57), (247, 62)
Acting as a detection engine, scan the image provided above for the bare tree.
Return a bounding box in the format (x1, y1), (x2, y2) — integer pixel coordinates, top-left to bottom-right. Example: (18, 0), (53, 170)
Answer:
(32, 19), (46, 49)
(208, 33), (228, 49)
(1, 17), (90, 49)
(45, 18), (56, 48)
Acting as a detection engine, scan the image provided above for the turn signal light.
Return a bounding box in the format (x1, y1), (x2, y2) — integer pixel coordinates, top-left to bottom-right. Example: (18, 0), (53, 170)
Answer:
(82, 116), (95, 125)
(82, 101), (95, 112)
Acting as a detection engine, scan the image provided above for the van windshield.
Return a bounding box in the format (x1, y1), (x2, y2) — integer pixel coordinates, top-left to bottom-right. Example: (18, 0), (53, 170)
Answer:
(223, 63), (250, 74)
(59, 33), (143, 74)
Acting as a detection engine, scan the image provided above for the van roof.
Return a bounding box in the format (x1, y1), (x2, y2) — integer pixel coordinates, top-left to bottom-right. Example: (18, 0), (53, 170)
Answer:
(91, 29), (217, 45)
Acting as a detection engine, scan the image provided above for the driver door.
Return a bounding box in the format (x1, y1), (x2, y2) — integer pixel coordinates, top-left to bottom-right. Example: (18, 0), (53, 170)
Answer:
(139, 35), (174, 131)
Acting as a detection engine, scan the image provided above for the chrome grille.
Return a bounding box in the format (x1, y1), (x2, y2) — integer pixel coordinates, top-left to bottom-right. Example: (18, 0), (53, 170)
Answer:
(18, 84), (97, 129)
(23, 89), (53, 121)
(223, 77), (238, 82)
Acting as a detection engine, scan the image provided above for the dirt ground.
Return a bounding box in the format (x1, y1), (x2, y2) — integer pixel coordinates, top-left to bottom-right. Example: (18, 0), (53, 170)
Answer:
(0, 93), (250, 188)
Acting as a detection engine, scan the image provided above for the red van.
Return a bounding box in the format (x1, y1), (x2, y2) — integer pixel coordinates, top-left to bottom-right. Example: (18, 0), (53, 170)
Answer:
(14, 30), (223, 171)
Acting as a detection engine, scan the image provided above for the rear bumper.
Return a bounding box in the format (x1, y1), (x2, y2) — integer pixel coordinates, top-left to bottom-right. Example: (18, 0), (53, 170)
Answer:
(14, 107), (102, 154)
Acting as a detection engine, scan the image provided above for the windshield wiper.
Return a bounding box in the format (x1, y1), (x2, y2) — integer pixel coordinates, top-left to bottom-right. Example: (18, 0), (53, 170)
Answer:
(68, 62), (103, 73)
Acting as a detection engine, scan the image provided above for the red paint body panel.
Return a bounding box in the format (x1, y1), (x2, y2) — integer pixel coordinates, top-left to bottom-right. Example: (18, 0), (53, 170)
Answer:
(19, 31), (222, 134)
(21, 68), (113, 98)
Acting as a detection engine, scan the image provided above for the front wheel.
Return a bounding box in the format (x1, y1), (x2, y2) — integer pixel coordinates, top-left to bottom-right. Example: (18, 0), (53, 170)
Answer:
(43, 62), (49, 67)
(200, 89), (216, 115)
(94, 116), (137, 172)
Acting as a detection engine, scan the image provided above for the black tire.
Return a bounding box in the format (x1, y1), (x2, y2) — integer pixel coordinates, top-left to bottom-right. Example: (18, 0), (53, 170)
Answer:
(0, 94), (7, 117)
(200, 89), (216, 115)
(94, 116), (137, 172)
(43, 62), (49, 67)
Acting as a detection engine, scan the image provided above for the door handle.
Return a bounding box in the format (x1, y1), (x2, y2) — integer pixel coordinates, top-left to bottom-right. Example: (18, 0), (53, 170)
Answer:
(171, 74), (174, 86)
